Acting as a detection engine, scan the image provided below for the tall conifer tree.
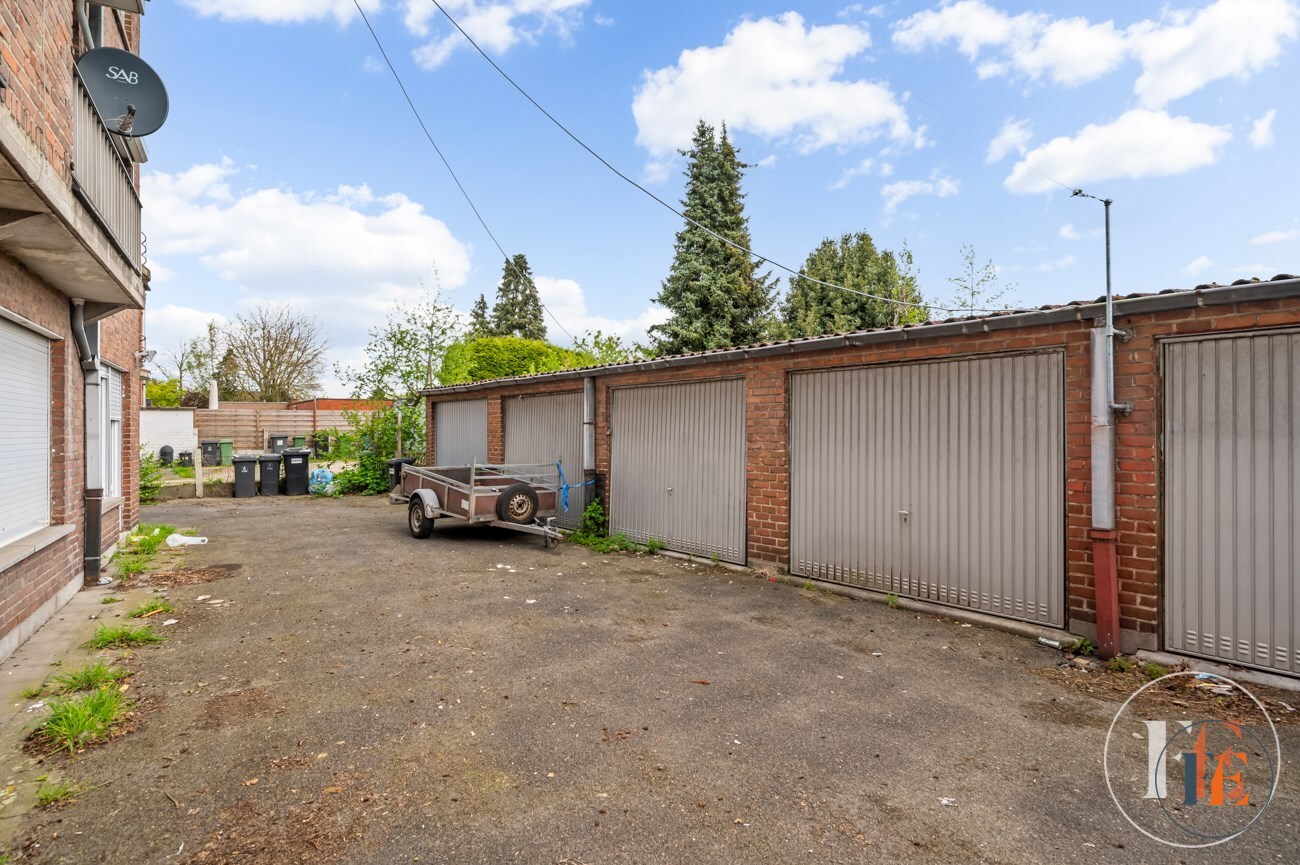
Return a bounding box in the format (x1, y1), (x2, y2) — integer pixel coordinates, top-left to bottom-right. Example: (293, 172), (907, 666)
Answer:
(782, 234), (928, 337)
(650, 121), (775, 355)
(490, 254), (546, 340)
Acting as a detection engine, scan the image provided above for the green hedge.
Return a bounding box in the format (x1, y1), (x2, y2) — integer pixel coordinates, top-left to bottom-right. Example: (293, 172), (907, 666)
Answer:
(438, 336), (595, 385)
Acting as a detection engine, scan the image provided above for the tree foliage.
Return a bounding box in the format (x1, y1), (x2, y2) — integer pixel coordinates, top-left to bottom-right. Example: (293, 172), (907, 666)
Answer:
(438, 336), (595, 385)
(145, 378), (183, 407)
(223, 305), (327, 402)
(945, 243), (1017, 316)
(781, 234), (928, 337)
(490, 254), (547, 340)
(469, 294), (492, 337)
(571, 330), (646, 366)
(650, 121), (775, 355)
(337, 292), (462, 407)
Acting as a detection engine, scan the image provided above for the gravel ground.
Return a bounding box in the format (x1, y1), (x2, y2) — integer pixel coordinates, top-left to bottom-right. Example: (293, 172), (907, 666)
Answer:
(5, 495), (1297, 864)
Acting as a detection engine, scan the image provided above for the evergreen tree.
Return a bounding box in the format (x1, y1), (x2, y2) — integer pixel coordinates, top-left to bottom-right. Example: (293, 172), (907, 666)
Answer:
(490, 254), (546, 340)
(781, 234), (928, 337)
(469, 294), (492, 337)
(649, 121), (775, 355)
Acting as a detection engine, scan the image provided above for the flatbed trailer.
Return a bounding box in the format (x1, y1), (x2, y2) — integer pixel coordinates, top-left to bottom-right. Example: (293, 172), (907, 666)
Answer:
(389, 462), (564, 547)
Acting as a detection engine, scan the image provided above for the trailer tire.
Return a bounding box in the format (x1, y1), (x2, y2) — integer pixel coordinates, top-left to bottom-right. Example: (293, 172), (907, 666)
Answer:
(409, 500), (435, 539)
(497, 483), (539, 524)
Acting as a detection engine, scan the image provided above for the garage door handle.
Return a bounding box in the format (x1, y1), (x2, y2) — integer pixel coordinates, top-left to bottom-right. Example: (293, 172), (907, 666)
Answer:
(666, 487), (673, 493)
(898, 510), (909, 522)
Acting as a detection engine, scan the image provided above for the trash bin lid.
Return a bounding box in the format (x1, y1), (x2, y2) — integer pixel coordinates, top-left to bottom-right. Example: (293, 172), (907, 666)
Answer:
(259, 452), (282, 461)
(233, 454), (258, 462)
(284, 447), (312, 455)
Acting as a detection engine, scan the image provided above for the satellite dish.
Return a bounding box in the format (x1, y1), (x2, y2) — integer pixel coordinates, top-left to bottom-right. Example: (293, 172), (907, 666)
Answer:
(74, 47), (169, 138)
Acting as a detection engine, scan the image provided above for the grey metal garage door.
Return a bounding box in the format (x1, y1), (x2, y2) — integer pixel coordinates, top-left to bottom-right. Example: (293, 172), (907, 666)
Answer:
(1164, 330), (1300, 674)
(610, 379), (746, 563)
(790, 352), (1065, 626)
(434, 399), (488, 466)
(504, 391), (587, 529)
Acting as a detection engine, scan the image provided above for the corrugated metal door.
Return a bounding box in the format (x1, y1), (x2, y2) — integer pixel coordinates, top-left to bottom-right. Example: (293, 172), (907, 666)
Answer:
(1164, 331), (1300, 674)
(0, 316), (51, 546)
(434, 399), (488, 466)
(610, 379), (746, 563)
(504, 392), (587, 529)
(790, 352), (1065, 626)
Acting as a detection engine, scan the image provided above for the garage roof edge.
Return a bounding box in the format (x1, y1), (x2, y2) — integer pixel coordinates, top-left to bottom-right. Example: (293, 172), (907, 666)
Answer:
(421, 277), (1300, 398)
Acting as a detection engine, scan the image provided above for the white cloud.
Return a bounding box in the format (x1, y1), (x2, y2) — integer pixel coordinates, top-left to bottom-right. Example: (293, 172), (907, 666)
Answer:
(893, 1), (1128, 87)
(179, 0), (380, 25)
(1184, 255), (1214, 275)
(144, 304), (230, 357)
(1005, 109), (1231, 194)
(986, 118), (1031, 163)
(893, 0), (1300, 107)
(411, 0), (591, 70)
(1250, 228), (1300, 244)
(880, 173), (959, 213)
(362, 55), (384, 74)
(754, 155), (778, 169)
(142, 161), (473, 384)
(1035, 253), (1076, 272)
(593, 13), (615, 27)
(1233, 262), (1275, 273)
(535, 276), (668, 343)
(1250, 109), (1278, 148)
(632, 12), (917, 164)
(1059, 223), (1081, 241)
(1129, 0), (1299, 108)
(830, 157), (874, 189)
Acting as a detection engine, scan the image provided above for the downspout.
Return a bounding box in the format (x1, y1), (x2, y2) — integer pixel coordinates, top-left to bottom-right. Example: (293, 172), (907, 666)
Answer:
(582, 376), (600, 503)
(1088, 198), (1132, 659)
(71, 299), (104, 585)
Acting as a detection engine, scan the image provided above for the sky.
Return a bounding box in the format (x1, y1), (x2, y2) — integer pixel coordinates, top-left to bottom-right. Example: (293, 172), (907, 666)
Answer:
(138, 0), (1300, 393)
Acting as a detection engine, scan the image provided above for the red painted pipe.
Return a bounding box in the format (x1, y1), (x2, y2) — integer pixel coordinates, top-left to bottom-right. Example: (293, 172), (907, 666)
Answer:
(1090, 528), (1120, 658)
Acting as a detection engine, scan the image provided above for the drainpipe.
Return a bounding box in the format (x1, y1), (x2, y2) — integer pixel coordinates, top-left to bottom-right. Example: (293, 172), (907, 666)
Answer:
(71, 299), (104, 585)
(1090, 326), (1121, 659)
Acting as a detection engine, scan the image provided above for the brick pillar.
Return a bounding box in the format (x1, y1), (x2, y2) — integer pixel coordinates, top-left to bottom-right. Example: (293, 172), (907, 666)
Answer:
(746, 369), (788, 568)
(424, 398), (436, 465)
(487, 396), (504, 463)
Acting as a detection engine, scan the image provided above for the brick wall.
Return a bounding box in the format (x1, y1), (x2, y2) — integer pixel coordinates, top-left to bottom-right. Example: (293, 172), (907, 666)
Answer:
(424, 289), (1300, 651)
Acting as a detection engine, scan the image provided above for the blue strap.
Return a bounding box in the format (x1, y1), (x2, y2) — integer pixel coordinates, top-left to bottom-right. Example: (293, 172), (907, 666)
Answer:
(557, 460), (594, 512)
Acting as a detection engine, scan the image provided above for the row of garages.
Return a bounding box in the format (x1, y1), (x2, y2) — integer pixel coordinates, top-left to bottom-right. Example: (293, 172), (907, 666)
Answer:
(422, 279), (1300, 677)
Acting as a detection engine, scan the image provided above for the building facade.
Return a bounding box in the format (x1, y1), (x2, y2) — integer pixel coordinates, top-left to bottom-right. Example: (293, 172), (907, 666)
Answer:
(0, 1), (150, 661)
(423, 279), (1300, 678)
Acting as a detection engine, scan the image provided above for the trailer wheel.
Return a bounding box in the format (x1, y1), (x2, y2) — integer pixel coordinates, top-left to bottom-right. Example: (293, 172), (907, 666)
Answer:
(409, 500), (435, 539)
(497, 483), (539, 524)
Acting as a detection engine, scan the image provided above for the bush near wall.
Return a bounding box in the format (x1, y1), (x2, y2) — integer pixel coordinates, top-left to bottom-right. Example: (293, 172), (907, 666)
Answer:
(438, 336), (595, 385)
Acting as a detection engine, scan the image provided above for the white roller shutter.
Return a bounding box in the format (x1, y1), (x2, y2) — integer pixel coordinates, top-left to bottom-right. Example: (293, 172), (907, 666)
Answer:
(105, 366), (123, 498)
(0, 316), (52, 546)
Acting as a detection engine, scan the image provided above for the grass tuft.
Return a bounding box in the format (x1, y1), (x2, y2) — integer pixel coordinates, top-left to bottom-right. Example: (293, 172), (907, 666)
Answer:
(49, 661), (128, 694)
(84, 623), (163, 650)
(127, 598), (176, 619)
(32, 688), (129, 754)
(100, 597), (122, 605)
(111, 523), (179, 578)
(885, 592), (899, 609)
(36, 779), (85, 807)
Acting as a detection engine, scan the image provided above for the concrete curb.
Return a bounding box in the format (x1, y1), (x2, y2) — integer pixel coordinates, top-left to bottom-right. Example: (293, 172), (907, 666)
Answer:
(1135, 649), (1300, 694)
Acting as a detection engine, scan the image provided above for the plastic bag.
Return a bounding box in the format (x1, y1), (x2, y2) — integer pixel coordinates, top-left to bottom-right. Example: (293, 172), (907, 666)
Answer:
(309, 467), (335, 495)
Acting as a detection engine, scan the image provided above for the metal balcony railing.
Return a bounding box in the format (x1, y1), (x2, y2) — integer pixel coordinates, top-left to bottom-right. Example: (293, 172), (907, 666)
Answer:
(71, 72), (142, 272)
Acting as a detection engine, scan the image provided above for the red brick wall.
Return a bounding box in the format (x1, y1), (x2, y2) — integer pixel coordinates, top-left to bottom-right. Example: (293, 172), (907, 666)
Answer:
(425, 292), (1300, 649)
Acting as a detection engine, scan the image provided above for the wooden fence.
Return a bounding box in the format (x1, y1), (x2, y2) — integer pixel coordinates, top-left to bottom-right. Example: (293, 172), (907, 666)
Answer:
(194, 407), (365, 451)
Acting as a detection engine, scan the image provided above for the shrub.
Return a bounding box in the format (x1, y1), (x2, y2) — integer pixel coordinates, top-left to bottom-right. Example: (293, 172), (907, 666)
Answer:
(438, 336), (595, 385)
(332, 405), (422, 495)
(139, 450), (164, 505)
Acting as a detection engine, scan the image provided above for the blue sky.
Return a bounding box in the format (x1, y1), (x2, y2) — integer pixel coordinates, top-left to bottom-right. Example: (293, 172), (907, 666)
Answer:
(140, 0), (1300, 391)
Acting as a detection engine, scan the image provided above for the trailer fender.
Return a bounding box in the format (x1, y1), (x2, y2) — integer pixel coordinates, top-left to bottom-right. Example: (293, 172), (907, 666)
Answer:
(411, 488), (442, 519)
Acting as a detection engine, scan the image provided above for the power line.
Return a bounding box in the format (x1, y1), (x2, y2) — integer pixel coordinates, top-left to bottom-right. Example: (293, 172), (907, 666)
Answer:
(425, 0), (1008, 316)
(350, 0), (575, 343)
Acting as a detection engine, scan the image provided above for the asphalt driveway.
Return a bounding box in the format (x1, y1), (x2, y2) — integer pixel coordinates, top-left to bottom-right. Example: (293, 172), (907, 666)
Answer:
(4, 495), (1297, 863)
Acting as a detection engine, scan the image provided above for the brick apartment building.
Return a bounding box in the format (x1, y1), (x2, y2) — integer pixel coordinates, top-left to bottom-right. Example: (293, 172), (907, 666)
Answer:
(0, 1), (152, 661)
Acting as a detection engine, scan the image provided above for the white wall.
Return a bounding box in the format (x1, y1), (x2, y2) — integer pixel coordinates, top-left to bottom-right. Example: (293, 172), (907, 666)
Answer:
(141, 408), (197, 460)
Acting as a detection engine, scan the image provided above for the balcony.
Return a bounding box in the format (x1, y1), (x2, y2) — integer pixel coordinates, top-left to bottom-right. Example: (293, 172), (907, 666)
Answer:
(0, 70), (145, 310)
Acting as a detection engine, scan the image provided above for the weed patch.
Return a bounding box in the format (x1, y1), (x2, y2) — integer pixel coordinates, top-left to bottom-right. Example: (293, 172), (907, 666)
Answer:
(111, 523), (178, 579)
(32, 688), (130, 754)
(84, 623), (163, 650)
(100, 597), (122, 605)
(36, 779), (85, 807)
(49, 662), (129, 694)
(127, 598), (176, 619)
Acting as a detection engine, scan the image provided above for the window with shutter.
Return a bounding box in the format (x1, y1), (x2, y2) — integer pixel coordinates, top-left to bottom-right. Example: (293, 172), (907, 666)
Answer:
(0, 316), (52, 547)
